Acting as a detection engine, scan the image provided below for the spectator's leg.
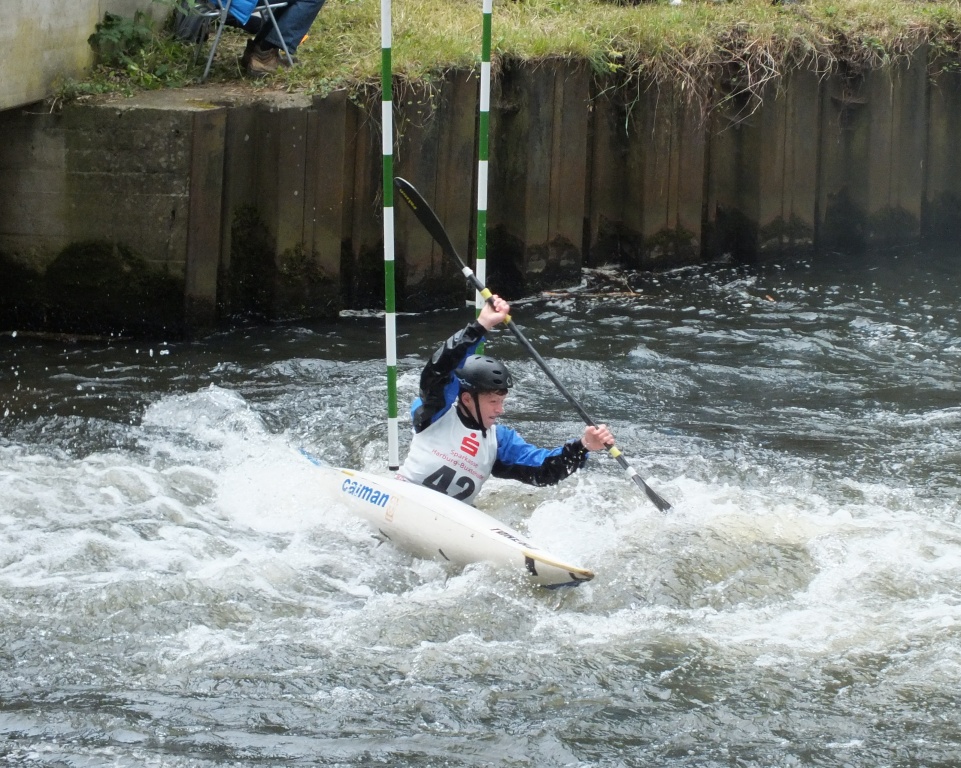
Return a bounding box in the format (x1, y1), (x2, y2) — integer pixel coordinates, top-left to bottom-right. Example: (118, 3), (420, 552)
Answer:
(259, 0), (326, 55)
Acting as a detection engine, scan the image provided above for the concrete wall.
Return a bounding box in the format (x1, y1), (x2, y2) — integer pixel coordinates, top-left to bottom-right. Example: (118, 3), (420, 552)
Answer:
(1, 0), (167, 111)
(1, 54), (960, 337)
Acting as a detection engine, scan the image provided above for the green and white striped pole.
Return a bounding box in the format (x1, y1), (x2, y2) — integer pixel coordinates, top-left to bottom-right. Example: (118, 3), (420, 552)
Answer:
(475, 0), (493, 317)
(382, 0), (399, 470)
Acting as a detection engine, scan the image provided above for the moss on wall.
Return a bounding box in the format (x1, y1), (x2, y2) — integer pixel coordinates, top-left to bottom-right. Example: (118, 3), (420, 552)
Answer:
(49, 240), (183, 335)
(925, 192), (961, 242)
(274, 243), (339, 319)
(222, 206), (274, 321)
(0, 254), (45, 330)
(0, 240), (184, 336)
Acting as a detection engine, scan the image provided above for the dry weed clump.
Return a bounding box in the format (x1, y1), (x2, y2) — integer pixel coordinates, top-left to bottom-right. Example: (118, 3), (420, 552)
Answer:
(581, 0), (961, 120)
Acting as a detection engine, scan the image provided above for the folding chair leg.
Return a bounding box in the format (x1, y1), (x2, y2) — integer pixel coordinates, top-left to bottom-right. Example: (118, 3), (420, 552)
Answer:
(261, 1), (293, 65)
(201, 0), (234, 82)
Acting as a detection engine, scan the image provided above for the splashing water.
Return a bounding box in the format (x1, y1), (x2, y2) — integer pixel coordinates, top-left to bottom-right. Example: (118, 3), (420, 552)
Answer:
(2, 249), (960, 766)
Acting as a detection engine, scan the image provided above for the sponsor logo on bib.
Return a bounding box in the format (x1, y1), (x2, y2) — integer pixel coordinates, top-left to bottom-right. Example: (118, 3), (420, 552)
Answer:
(460, 432), (480, 457)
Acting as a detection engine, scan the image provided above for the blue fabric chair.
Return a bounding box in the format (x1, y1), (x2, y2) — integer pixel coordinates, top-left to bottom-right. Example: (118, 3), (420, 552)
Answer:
(200, 0), (291, 81)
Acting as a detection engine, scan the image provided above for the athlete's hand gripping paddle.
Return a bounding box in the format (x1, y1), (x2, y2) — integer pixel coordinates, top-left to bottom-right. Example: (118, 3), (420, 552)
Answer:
(393, 176), (672, 512)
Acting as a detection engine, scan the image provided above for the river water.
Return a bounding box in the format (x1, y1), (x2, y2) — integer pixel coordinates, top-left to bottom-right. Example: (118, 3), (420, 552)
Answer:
(2, 247), (960, 767)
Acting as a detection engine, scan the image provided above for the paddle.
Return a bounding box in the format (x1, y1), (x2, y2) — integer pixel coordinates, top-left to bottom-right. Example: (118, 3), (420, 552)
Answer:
(393, 176), (672, 512)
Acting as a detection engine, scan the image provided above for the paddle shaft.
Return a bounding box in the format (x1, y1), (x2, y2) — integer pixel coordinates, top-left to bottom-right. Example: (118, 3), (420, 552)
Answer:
(394, 177), (672, 512)
(466, 271), (671, 512)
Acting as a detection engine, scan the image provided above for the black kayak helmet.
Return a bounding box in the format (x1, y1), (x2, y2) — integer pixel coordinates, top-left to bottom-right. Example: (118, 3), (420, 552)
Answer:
(455, 355), (514, 394)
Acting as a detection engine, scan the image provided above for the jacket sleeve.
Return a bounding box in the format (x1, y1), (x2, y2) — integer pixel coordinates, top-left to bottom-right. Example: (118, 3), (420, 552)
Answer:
(410, 320), (487, 433)
(490, 425), (590, 486)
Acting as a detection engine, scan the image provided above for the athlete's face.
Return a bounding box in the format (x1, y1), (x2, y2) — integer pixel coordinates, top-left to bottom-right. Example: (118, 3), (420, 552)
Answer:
(462, 391), (508, 429)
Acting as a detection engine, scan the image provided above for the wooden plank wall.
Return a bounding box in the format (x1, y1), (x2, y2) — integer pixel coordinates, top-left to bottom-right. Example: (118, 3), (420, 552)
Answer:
(1, 56), (960, 335)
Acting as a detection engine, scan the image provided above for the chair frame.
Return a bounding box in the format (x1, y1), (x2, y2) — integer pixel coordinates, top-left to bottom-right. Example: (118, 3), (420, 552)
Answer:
(199, 0), (292, 81)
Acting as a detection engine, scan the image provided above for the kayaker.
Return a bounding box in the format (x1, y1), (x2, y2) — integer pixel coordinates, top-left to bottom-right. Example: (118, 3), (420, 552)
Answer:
(397, 294), (614, 504)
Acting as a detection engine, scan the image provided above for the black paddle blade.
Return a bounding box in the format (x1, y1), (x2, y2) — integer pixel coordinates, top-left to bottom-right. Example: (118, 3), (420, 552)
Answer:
(393, 177), (465, 269)
(641, 480), (672, 512)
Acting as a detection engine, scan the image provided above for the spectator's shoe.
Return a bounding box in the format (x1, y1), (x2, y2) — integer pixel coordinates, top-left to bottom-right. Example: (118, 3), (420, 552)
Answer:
(244, 44), (291, 78)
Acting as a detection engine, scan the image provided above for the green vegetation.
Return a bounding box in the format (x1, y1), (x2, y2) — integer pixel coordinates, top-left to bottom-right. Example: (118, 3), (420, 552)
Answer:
(63, 0), (961, 107)
(60, 3), (199, 98)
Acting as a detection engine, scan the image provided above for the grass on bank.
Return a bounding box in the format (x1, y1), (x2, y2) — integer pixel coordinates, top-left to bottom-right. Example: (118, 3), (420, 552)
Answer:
(67, 0), (961, 110)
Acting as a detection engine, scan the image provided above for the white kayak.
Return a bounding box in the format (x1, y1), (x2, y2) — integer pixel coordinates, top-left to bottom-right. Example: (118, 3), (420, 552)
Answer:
(301, 450), (594, 588)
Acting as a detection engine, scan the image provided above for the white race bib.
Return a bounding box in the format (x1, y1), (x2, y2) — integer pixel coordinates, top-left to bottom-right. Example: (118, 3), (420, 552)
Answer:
(398, 405), (497, 504)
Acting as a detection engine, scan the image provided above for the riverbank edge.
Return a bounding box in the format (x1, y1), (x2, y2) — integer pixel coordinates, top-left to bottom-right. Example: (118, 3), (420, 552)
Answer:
(77, 0), (961, 113)
(3, 5), (961, 339)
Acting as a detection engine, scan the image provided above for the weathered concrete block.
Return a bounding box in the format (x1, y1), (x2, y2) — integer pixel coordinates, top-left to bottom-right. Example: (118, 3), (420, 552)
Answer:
(639, 82), (704, 266)
(216, 90), (350, 322)
(925, 65), (961, 242)
(586, 77), (703, 268)
(585, 80), (646, 266)
(0, 110), (71, 260)
(0, 95), (205, 268)
(488, 60), (591, 293)
(0, 91), (221, 335)
(340, 86), (387, 311)
(65, 98), (202, 268)
(819, 58), (927, 251)
(392, 73), (479, 310)
(756, 70), (820, 258)
(2, 1), (173, 111)
(302, 90), (352, 313)
(707, 70), (820, 263)
(41, 240), (184, 336)
(185, 109), (227, 332)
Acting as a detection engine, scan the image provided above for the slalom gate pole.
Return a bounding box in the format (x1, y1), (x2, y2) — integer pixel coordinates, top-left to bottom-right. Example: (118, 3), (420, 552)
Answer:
(381, 0), (399, 470)
(475, 0), (492, 320)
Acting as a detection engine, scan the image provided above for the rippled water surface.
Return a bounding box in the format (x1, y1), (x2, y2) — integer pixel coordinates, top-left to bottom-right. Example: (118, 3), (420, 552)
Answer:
(2, 249), (961, 767)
